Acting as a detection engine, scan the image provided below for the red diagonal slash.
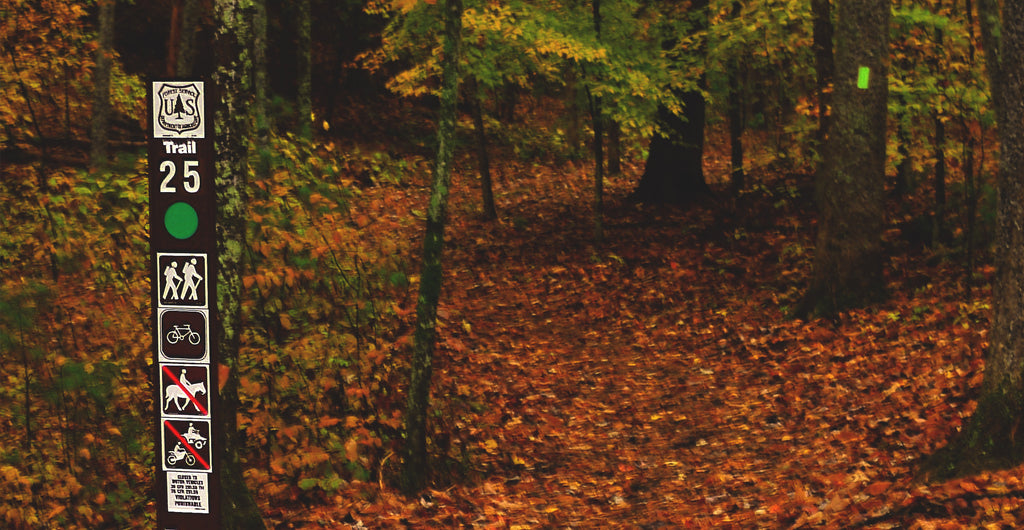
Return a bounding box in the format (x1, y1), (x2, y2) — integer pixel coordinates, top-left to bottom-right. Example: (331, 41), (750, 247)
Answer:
(163, 365), (209, 416)
(165, 420), (211, 470)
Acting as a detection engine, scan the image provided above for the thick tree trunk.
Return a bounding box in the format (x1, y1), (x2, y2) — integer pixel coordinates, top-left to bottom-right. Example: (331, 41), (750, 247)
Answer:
(212, 1), (266, 527)
(922, 0), (1024, 481)
(631, 0), (711, 205)
(89, 0), (114, 169)
(403, 0), (463, 495)
(631, 91), (712, 204)
(796, 0), (888, 317)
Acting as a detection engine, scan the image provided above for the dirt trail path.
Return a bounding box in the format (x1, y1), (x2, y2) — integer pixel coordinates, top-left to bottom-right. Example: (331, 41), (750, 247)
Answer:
(333, 170), (995, 528)
(427, 177), (819, 526)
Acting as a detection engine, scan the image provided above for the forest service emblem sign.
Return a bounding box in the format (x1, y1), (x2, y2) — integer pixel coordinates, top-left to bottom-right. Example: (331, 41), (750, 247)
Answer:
(154, 82), (205, 138)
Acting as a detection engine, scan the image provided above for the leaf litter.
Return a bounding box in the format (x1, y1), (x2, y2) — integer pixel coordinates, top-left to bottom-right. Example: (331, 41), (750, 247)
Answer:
(276, 156), (1024, 529)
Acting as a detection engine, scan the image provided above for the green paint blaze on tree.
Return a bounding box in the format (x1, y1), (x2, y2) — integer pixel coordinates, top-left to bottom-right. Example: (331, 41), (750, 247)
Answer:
(797, 0), (889, 317)
(213, 0), (266, 527)
(922, 0), (1024, 481)
(402, 0), (463, 495)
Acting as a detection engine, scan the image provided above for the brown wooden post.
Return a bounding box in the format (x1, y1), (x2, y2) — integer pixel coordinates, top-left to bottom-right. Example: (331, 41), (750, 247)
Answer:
(149, 80), (222, 529)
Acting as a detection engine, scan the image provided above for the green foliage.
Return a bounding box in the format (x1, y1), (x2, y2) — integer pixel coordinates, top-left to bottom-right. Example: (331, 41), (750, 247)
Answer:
(888, 3), (990, 177)
(364, 0), (696, 152)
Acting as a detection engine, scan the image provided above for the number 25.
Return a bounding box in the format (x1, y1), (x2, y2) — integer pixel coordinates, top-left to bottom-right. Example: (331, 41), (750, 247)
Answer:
(159, 160), (200, 193)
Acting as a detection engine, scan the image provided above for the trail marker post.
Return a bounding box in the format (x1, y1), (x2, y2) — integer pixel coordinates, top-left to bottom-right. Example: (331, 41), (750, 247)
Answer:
(149, 80), (222, 529)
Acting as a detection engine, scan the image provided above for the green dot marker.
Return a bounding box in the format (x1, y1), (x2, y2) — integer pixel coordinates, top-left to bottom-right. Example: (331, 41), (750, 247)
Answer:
(857, 66), (871, 89)
(165, 202), (198, 239)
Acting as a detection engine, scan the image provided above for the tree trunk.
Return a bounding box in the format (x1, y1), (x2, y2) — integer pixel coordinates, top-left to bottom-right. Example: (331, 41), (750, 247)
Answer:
(253, 0), (270, 177)
(631, 0), (711, 205)
(176, 0), (201, 77)
(592, 93), (604, 240)
(811, 0), (834, 144)
(468, 78), (497, 220)
(296, 0), (312, 139)
(727, 0), (745, 194)
(796, 0), (888, 317)
(728, 64), (744, 193)
(932, 22), (947, 246)
(608, 120), (621, 175)
(631, 92), (712, 204)
(403, 0), (463, 495)
(923, 0), (1024, 481)
(89, 0), (114, 169)
(591, 0), (604, 240)
(933, 110), (946, 245)
(212, 1), (266, 527)
(565, 68), (582, 156)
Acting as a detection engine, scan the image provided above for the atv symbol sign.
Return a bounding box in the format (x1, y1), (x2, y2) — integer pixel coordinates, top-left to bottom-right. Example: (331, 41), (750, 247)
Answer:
(162, 419), (212, 472)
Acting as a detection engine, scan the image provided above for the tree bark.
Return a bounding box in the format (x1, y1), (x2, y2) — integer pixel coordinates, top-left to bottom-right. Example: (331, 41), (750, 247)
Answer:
(89, 0), (114, 169)
(403, 0), (463, 495)
(922, 0), (1024, 481)
(631, 92), (712, 204)
(212, 1), (266, 527)
(631, 0), (712, 205)
(796, 0), (888, 317)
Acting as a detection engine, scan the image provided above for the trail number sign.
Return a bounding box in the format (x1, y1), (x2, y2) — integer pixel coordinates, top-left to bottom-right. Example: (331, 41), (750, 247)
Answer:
(149, 80), (221, 528)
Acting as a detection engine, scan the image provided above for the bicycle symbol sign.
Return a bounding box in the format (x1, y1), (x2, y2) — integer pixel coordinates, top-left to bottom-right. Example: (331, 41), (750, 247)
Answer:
(160, 309), (208, 362)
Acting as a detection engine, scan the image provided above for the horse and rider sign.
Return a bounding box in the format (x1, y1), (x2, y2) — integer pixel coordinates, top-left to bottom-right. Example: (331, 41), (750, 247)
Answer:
(149, 80), (221, 528)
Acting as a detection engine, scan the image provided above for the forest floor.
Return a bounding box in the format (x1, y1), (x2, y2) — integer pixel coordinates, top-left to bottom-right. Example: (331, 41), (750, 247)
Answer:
(263, 145), (1024, 529)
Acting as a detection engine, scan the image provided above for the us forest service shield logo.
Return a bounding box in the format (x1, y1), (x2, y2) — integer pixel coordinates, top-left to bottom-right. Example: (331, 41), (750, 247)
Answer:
(154, 82), (204, 138)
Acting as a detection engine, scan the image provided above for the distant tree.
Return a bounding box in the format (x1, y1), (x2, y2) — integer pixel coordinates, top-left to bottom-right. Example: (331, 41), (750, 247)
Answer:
(922, 0), (1024, 481)
(466, 76), (497, 220)
(211, 0), (266, 527)
(796, 0), (889, 317)
(726, 0), (745, 193)
(253, 0), (270, 177)
(296, 0), (312, 138)
(591, 0), (605, 240)
(176, 0), (201, 77)
(403, 0), (463, 494)
(89, 0), (114, 169)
